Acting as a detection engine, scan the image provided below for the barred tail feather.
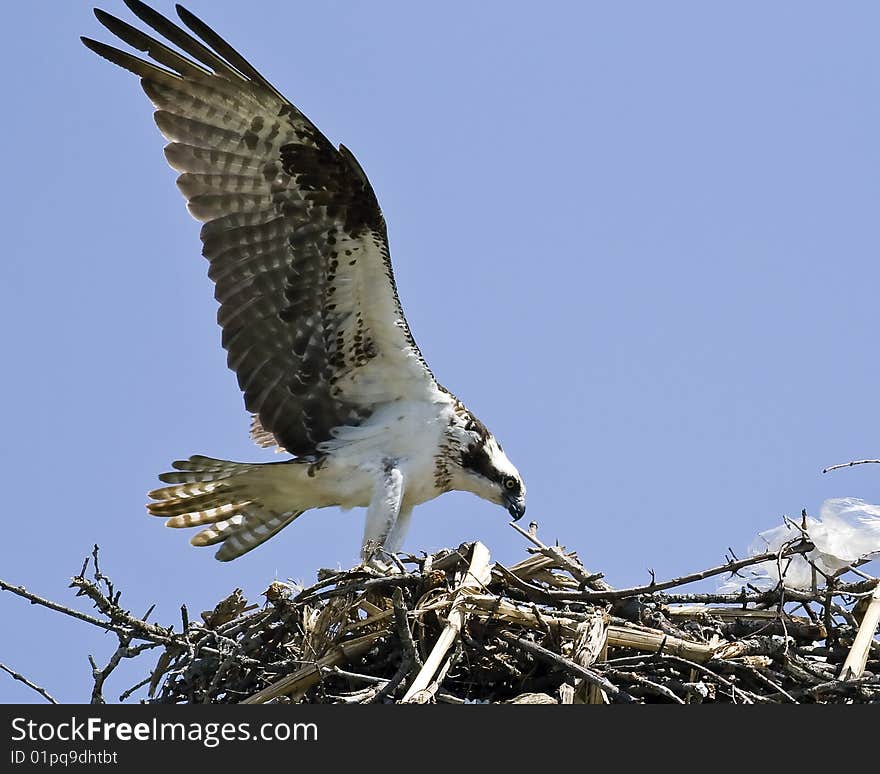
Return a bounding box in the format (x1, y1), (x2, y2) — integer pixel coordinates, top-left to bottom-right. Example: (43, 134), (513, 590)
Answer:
(147, 455), (306, 561)
(209, 509), (303, 562)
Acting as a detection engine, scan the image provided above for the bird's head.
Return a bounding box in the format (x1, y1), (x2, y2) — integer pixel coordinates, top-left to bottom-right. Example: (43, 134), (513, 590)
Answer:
(454, 432), (527, 521)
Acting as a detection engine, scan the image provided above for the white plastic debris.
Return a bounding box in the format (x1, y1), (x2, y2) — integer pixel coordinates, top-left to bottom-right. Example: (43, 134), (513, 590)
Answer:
(719, 497), (880, 592)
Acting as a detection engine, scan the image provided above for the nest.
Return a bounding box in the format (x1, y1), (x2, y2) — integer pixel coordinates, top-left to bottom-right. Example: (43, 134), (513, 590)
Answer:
(2, 524), (879, 704)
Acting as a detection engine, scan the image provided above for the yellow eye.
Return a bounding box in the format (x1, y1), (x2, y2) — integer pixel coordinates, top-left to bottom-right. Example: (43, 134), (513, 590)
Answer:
(504, 477), (518, 490)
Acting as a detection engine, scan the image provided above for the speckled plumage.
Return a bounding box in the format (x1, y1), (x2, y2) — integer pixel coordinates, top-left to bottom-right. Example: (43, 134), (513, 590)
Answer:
(84, 1), (526, 563)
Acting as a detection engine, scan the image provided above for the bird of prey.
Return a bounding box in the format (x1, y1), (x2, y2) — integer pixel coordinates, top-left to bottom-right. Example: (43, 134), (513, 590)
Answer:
(82, 1), (526, 565)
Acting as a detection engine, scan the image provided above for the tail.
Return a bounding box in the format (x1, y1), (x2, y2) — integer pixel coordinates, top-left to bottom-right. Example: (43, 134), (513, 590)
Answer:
(147, 455), (304, 561)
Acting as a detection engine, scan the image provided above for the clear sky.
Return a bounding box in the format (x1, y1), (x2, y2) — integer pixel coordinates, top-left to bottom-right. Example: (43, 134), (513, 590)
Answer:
(2, 1), (879, 703)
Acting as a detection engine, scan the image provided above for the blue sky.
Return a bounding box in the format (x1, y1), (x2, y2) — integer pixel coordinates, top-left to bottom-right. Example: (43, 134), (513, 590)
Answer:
(2, 1), (879, 703)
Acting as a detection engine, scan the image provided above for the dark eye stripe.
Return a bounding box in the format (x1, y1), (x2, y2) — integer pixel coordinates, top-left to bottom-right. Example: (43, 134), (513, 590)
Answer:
(461, 444), (520, 494)
(461, 443), (500, 483)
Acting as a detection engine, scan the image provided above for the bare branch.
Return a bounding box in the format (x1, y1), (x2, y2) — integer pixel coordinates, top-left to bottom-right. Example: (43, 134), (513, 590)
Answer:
(0, 663), (58, 704)
(2, 531), (875, 704)
(822, 459), (880, 474)
(500, 631), (636, 703)
(1, 578), (119, 633)
(548, 541), (814, 602)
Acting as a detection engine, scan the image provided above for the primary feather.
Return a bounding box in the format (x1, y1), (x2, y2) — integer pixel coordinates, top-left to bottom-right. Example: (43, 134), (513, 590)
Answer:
(84, 2), (526, 564)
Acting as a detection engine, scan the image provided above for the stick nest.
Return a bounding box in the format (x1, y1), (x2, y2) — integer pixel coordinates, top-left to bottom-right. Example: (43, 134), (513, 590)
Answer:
(3, 526), (879, 704)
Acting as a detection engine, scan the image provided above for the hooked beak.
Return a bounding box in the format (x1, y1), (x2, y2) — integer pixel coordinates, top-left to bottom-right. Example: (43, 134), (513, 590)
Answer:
(505, 495), (526, 522)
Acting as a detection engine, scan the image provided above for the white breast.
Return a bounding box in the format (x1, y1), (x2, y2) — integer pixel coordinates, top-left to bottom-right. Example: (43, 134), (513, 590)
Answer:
(313, 393), (455, 509)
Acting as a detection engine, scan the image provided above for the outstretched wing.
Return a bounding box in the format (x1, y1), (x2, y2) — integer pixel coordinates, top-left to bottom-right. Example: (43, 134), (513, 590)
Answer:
(83, 1), (436, 456)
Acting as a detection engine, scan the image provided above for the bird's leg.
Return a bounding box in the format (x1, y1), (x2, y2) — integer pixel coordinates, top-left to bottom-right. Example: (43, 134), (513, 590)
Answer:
(384, 506), (413, 555)
(362, 506), (414, 574)
(360, 463), (404, 570)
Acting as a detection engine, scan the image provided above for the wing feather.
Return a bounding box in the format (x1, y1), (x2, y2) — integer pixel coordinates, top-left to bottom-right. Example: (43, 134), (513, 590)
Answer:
(81, 36), (177, 81)
(174, 3), (287, 103)
(94, 8), (212, 79)
(86, 2), (436, 455)
(164, 144), (265, 176)
(122, 0), (249, 83)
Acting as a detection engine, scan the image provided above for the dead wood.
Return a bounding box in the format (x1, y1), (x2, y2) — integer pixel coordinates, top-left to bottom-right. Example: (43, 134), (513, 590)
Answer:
(2, 530), (878, 704)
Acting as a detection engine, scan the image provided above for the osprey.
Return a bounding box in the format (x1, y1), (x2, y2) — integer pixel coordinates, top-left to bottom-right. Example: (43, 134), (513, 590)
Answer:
(82, 1), (526, 565)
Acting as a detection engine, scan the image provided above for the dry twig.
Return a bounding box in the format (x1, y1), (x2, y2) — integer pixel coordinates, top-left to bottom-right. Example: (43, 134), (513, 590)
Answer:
(2, 531), (877, 704)
(0, 662), (58, 704)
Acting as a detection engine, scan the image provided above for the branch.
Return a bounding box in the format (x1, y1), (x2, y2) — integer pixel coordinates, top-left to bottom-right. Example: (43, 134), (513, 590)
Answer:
(1, 578), (118, 633)
(69, 575), (175, 644)
(840, 581), (880, 680)
(548, 541), (814, 602)
(402, 542), (492, 703)
(294, 573), (422, 604)
(500, 631), (636, 703)
(3, 535), (874, 705)
(89, 639), (130, 705)
(822, 459), (880, 474)
(508, 521), (613, 592)
(393, 588), (421, 673)
(0, 662), (58, 704)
